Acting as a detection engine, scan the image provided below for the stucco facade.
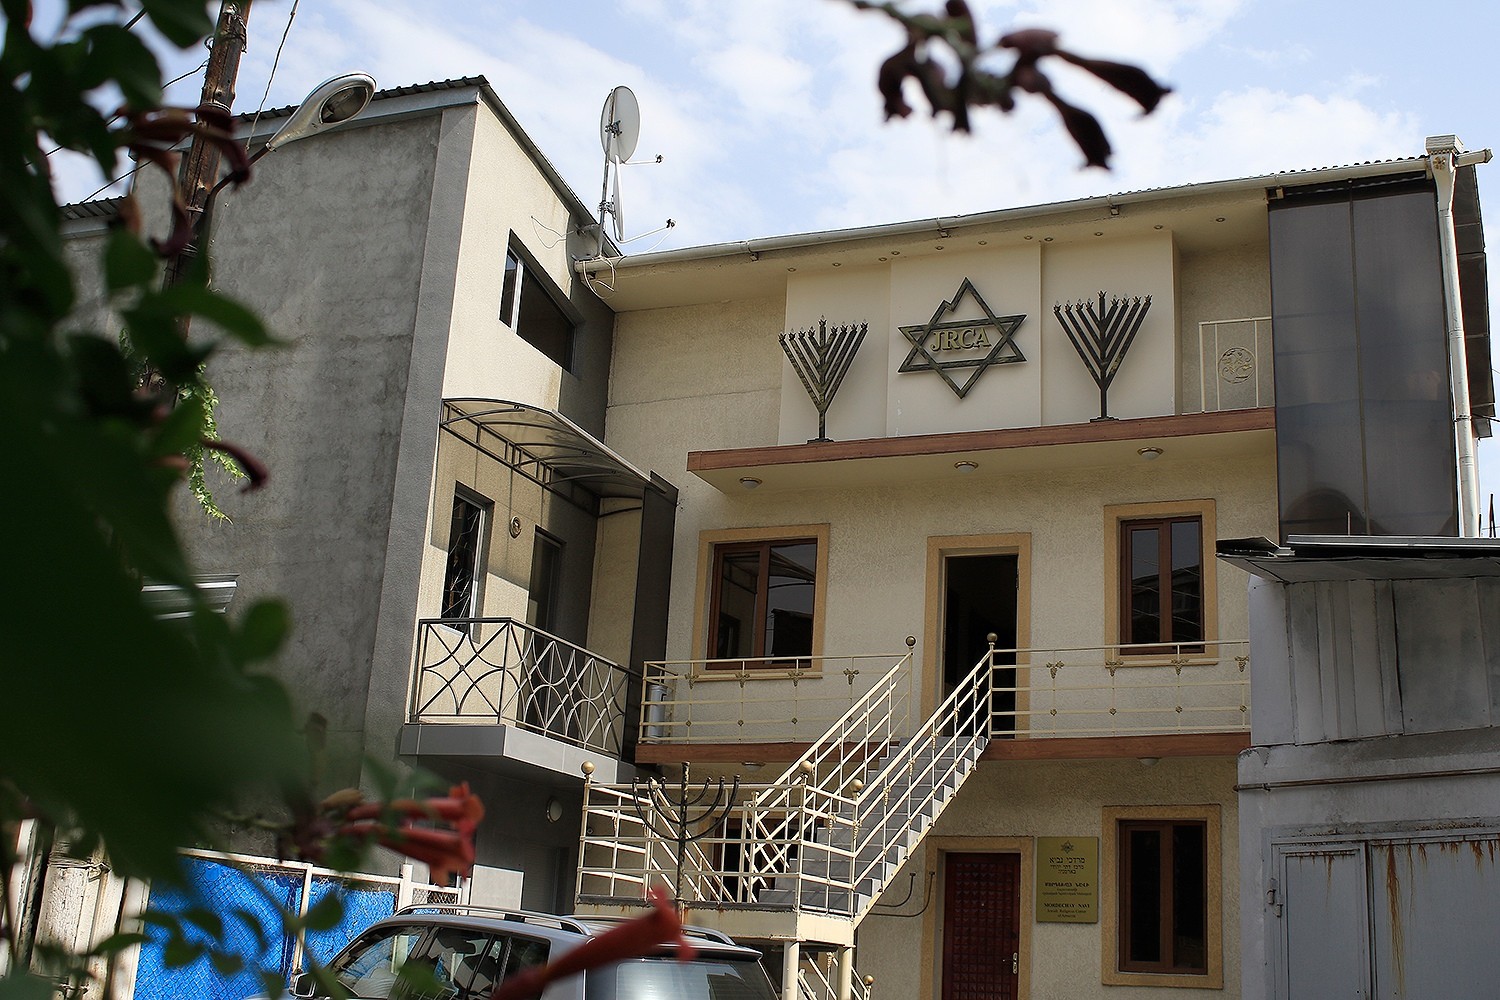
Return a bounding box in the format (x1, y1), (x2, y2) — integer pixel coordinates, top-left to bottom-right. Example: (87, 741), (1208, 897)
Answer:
(59, 75), (1492, 1000)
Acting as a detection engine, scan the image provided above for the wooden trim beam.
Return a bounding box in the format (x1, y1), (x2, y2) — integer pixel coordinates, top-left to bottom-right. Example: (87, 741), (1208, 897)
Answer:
(687, 408), (1274, 472)
(637, 732), (1248, 765)
(981, 732), (1249, 761)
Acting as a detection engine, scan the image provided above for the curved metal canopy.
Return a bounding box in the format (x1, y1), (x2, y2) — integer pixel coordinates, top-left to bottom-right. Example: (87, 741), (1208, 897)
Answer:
(441, 399), (666, 507)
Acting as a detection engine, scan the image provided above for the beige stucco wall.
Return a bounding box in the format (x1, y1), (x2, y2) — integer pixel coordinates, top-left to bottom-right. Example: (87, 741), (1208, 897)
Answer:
(1178, 243), (1273, 412)
(859, 757), (1240, 1000)
(442, 104), (573, 406)
(773, 234), (1180, 443)
(605, 279), (1275, 689)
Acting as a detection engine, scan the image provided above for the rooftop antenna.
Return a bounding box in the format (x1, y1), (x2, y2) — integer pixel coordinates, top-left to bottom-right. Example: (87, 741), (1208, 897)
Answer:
(595, 85), (674, 253)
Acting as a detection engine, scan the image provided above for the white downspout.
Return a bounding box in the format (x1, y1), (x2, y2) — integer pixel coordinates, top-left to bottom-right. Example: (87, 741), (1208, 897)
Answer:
(1427, 135), (1492, 536)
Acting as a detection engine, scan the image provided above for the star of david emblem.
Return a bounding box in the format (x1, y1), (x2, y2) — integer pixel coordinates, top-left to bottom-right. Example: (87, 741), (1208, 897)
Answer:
(898, 277), (1026, 398)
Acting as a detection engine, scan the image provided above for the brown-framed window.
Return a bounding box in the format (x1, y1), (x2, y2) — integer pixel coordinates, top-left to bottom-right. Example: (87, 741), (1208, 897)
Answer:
(1117, 819), (1208, 976)
(707, 539), (817, 666)
(1119, 515), (1203, 647)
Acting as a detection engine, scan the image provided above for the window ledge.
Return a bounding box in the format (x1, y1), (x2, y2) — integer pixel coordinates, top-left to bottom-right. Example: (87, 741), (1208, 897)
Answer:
(1102, 969), (1223, 990)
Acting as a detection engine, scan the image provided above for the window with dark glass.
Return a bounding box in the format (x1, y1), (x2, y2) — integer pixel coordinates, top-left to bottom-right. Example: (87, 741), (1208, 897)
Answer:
(441, 489), (489, 620)
(500, 241), (576, 370)
(1118, 819), (1208, 976)
(707, 539), (817, 667)
(1120, 516), (1202, 648)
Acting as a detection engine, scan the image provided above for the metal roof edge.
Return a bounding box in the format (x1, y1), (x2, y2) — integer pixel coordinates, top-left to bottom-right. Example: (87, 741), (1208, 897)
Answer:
(579, 156), (1436, 274)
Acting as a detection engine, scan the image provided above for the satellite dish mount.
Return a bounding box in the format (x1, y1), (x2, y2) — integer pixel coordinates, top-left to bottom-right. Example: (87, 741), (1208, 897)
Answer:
(596, 86), (673, 250)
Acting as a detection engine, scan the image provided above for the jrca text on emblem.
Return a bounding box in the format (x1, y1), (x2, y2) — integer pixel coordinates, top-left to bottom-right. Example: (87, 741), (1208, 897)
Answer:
(897, 277), (1025, 398)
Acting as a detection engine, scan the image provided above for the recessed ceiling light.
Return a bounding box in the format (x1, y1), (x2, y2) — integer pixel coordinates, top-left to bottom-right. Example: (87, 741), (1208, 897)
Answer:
(1024, 235), (1034, 240)
(935, 245), (945, 250)
(977, 239), (988, 245)
(1094, 231), (1104, 236)
(878, 256), (888, 261)
(1154, 224), (1164, 230)
(1043, 237), (1054, 242)
(1137, 447), (1163, 461)
(787, 267), (796, 272)
(954, 461), (979, 473)
(832, 261), (842, 267)
(890, 250), (901, 255)
(739, 476), (763, 490)
(1215, 216), (1226, 223)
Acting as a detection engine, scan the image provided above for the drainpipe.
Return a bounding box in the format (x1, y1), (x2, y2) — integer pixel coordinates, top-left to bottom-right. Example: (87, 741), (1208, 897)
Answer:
(1426, 134), (1493, 536)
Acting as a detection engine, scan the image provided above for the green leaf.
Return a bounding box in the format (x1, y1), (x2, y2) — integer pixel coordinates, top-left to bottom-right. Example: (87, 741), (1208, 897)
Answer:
(153, 390), (207, 454)
(162, 937), (203, 969)
(228, 908), (271, 951)
(182, 905), (224, 938)
(0, 972), (60, 1000)
(236, 600), (289, 664)
(301, 893), (345, 933)
(209, 952), (244, 977)
(89, 932), (150, 956)
(104, 228), (159, 292)
(158, 282), (272, 346)
(81, 24), (163, 109)
(137, 0), (214, 48)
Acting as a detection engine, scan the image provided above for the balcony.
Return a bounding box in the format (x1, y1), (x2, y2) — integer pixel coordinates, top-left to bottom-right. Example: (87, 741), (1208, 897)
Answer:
(400, 618), (640, 781)
(635, 640), (1250, 762)
(580, 640), (1250, 938)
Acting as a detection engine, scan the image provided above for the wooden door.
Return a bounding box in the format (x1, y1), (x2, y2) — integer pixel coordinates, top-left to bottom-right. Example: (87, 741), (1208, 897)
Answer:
(942, 852), (1022, 1000)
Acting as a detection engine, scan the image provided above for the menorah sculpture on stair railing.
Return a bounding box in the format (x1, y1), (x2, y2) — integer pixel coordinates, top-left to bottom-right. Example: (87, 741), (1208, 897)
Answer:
(780, 318), (867, 442)
(629, 765), (740, 906)
(1053, 291), (1152, 421)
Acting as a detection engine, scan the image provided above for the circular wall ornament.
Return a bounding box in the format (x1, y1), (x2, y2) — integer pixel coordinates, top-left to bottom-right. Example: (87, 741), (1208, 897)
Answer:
(1219, 347), (1254, 384)
(509, 515), (522, 538)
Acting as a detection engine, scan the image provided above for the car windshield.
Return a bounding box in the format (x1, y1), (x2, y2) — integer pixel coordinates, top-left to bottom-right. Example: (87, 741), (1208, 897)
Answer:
(612, 956), (778, 1000)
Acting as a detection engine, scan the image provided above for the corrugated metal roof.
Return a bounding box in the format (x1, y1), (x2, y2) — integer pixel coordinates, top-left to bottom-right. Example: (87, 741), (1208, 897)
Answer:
(237, 75), (489, 124)
(60, 195), (125, 220)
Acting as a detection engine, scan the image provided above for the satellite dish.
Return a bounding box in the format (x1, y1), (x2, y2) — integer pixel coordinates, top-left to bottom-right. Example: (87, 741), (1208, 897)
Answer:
(600, 86), (640, 164)
(584, 84), (673, 260)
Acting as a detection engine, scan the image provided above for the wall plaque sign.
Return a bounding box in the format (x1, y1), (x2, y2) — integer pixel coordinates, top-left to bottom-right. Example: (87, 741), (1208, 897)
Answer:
(1035, 836), (1099, 923)
(898, 277), (1026, 398)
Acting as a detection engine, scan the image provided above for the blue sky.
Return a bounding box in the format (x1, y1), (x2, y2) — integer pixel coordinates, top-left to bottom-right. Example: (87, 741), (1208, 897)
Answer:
(32, 0), (1500, 505)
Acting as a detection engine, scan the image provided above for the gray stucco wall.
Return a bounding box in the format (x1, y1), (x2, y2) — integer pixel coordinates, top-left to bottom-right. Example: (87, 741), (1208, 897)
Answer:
(175, 111), (449, 784)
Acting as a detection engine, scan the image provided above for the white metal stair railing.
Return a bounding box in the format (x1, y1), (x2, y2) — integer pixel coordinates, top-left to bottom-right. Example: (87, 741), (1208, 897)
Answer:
(751, 645), (995, 919)
(839, 647), (995, 921)
(738, 651), (914, 904)
(575, 780), (733, 906)
(797, 952), (871, 1000)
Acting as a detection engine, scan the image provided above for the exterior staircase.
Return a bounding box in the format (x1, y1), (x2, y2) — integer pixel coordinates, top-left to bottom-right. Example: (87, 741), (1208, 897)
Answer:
(577, 644), (1002, 996)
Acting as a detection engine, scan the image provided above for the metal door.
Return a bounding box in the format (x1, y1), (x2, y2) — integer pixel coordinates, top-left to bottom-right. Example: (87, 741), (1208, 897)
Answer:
(1278, 845), (1371, 1000)
(942, 852), (1021, 1000)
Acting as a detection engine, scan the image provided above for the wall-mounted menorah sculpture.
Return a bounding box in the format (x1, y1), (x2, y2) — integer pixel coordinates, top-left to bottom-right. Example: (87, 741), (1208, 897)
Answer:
(780, 318), (867, 442)
(629, 764), (740, 905)
(1054, 292), (1152, 421)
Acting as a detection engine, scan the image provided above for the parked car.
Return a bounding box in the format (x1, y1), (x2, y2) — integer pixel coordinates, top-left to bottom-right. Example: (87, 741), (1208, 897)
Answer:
(290, 904), (778, 1000)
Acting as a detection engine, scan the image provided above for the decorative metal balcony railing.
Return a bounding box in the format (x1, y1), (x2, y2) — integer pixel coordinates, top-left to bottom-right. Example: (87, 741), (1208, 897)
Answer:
(579, 641), (1248, 920)
(639, 652), (916, 746)
(408, 618), (638, 758)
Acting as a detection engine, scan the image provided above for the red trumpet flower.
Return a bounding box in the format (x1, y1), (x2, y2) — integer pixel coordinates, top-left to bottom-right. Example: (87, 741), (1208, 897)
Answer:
(489, 887), (694, 1000)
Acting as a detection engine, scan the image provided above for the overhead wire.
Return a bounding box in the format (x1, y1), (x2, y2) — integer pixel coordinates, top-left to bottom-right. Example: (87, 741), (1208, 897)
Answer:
(244, 0), (301, 150)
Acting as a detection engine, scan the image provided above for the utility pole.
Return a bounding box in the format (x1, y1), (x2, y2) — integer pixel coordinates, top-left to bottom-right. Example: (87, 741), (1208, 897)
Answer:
(164, 0), (253, 291)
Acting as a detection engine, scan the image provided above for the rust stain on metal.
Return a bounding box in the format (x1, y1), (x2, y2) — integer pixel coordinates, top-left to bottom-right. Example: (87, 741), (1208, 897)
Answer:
(1382, 844), (1407, 997)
